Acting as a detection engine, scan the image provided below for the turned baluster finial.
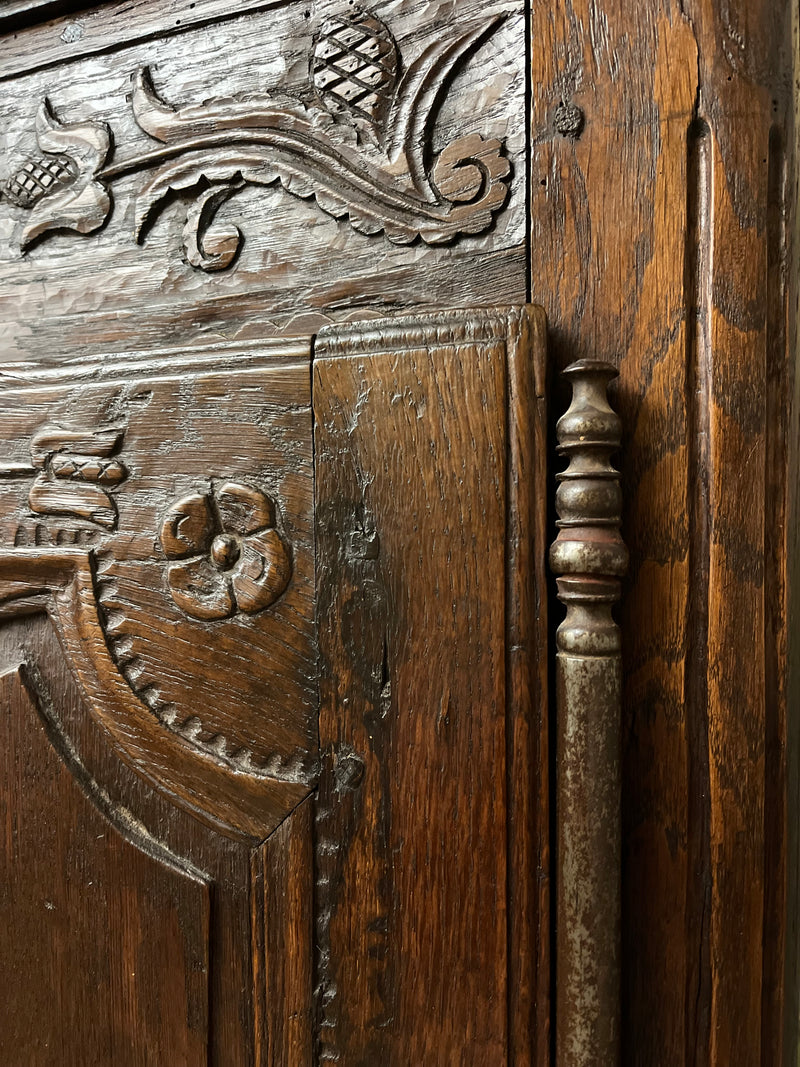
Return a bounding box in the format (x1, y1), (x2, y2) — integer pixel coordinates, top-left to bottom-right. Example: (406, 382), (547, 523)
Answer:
(550, 359), (627, 1067)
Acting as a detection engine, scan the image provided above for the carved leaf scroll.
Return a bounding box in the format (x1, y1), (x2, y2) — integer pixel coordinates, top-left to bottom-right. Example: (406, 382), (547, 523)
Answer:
(2, 9), (510, 271)
(4, 101), (111, 249)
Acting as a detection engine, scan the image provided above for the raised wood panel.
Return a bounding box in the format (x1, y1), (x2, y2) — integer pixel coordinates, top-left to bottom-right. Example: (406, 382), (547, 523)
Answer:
(0, 576), (302, 1066)
(0, 341), (316, 839)
(0, 660), (210, 1066)
(0, 304), (547, 1063)
(0, 0), (794, 1061)
(313, 306), (547, 1064)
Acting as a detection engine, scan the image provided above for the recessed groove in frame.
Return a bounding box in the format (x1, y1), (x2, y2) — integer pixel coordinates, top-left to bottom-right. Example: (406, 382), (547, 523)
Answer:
(762, 120), (789, 1067)
(683, 114), (713, 1067)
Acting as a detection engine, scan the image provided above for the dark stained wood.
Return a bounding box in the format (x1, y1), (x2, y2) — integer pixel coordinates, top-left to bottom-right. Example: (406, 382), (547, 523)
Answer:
(0, 0), (797, 1061)
(0, 613), (263, 1065)
(529, 0), (797, 1062)
(0, 302), (549, 1062)
(313, 306), (548, 1064)
(0, 659), (210, 1066)
(0, 342), (317, 840)
(253, 797), (315, 1067)
(506, 304), (550, 1065)
(0, 3), (547, 1064)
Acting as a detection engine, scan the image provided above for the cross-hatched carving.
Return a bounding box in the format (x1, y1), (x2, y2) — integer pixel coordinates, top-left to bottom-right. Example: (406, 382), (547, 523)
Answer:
(4, 154), (77, 208)
(311, 11), (399, 125)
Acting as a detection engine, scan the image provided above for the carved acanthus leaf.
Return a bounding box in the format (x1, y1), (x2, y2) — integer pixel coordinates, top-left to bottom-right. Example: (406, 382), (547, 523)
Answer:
(3, 9), (510, 270)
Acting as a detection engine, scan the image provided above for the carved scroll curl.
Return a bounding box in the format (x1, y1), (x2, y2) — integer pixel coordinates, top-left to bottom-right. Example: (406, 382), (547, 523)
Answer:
(549, 360), (628, 1067)
(3, 11), (510, 270)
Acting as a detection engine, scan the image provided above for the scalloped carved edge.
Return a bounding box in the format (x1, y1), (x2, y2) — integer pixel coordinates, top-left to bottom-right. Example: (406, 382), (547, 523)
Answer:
(0, 550), (311, 840)
(5, 659), (208, 880)
(94, 551), (316, 786)
(3, 11), (511, 270)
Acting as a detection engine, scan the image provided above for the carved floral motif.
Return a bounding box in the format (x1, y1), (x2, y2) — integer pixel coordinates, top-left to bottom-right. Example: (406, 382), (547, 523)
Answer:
(2, 10), (510, 270)
(160, 481), (292, 621)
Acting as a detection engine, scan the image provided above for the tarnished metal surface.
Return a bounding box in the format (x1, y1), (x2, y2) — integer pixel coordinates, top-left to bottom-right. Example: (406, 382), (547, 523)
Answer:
(550, 360), (628, 1066)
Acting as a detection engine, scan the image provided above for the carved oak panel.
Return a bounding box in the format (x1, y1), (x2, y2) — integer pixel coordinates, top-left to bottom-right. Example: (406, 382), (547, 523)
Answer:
(0, 4), (543, 1065)
(314, 306), (548, 1062)
(0, 305), (548, 1063)
(0, 341), (316, 839)
(0, 0), (527, 363)
(0, 659), (211, 1065)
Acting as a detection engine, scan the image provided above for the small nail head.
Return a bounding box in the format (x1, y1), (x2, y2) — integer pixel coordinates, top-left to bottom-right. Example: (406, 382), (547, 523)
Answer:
(554, 100), (585, 139)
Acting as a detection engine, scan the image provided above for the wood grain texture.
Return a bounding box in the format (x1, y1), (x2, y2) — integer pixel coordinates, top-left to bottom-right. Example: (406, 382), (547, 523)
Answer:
(506, 306), (549, 1066)
(1, 0), (795, 1060)
(0, 342), (317, 839)
(0, 3), (538, 1063)
(0, 0), (527, 364)
(253, 797), (315, 1067)
(0, 0), (282, 78)
(529, 0), (797, 1061)
(313, 307), (547, 1065)
(0, 606), (320, 1066)
(0, 659), (210, 1066)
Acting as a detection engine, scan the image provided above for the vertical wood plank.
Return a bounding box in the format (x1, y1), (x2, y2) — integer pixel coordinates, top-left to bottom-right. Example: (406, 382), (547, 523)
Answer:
(0, 661), (211, 1066)
(683, 3), (791, 1060)
(529, 0), (796, 1060)
(313, 308), (547, 1065)
(506, 309), (550, 1065)
(253, 797), (314, 1067)
(529, 6), (700, 1061)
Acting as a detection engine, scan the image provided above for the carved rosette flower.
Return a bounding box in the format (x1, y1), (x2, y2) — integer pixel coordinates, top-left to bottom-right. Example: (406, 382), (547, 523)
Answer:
(3, 100), (112, 248)
(160, 482), (291, 622)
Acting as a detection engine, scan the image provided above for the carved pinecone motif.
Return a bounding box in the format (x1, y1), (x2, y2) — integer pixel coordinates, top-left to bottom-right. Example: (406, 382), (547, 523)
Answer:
(3, 154), (78, 208)
(311, 10), (399, 130)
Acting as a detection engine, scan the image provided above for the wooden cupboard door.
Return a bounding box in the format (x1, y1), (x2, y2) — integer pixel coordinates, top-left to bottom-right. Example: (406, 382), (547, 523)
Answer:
(0, 306), (549, 1064)
(0, 3), (550, 1062)
(0, 341), (318, 1066)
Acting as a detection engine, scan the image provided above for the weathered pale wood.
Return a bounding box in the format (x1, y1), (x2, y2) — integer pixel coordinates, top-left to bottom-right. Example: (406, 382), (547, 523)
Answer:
(0, 1), (526, 365)
(0, 0), (283, 79)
